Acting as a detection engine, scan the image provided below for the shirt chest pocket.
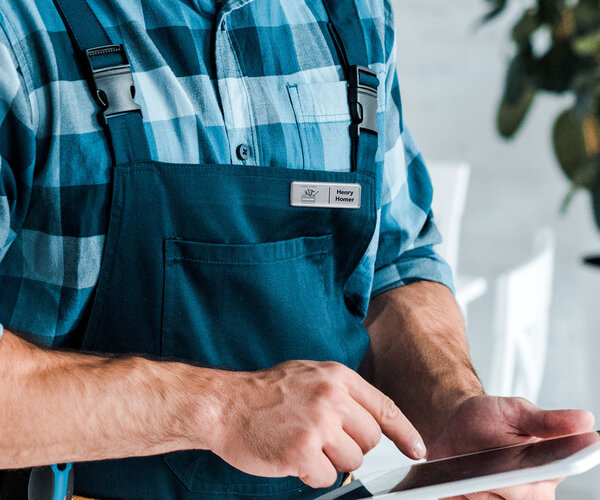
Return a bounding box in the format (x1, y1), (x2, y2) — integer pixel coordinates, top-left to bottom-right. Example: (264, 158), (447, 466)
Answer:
(286, 81), (353, 172)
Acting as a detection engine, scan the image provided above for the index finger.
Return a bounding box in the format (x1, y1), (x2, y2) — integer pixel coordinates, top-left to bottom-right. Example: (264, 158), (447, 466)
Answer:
(344, 370), (426, 460)
(465, 478), (560, 500)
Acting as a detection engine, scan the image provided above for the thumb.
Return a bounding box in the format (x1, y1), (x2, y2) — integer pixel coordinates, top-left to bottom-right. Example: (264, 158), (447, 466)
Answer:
(511, 398), (595, 438)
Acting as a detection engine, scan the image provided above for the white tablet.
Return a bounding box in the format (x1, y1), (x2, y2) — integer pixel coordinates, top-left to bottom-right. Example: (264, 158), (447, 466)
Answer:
(316, 431), (600, 499)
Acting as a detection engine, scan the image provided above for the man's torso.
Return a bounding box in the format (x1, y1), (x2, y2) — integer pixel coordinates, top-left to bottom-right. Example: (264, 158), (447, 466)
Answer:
(0, 0), (389, 345)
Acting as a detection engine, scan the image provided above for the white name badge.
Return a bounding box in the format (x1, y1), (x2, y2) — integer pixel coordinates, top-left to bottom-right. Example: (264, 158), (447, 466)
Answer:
(290, 182), (361, 209)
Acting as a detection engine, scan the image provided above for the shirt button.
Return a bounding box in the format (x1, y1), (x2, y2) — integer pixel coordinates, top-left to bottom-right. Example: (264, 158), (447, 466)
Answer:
(236, 143), (250, 161)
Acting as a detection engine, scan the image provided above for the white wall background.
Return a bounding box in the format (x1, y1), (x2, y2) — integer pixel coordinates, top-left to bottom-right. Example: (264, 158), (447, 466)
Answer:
(390, 0), (600, 497)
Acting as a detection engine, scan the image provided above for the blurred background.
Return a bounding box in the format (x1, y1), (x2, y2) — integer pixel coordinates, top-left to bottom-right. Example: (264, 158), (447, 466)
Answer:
(384, 0), (600, 497)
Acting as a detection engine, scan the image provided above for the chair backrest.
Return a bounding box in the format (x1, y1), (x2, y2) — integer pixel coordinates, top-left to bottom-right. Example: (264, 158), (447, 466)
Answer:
(427, 162), (471, 274)
(487, 230), (555, 404)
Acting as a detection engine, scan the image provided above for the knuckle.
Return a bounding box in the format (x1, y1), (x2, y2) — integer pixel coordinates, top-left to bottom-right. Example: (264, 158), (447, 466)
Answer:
(313, 380), (337, 401)
(300, 470), (336, 489)
(285, 359), (303, 369)
(298, 472), (318, 489)
(380, 396), (400, 422)
(324, 361), (347, 378)
(365, 427), (382, 451)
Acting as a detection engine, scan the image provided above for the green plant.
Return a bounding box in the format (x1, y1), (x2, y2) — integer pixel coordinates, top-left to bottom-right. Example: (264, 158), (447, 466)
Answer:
(484, 0), (600, 231)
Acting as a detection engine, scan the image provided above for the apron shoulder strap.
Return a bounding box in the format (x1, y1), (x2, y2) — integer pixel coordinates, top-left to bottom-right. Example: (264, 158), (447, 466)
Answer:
(322, 0), (379, 175)
(53, 0), (151, 165)
(53, 0), (112, 51)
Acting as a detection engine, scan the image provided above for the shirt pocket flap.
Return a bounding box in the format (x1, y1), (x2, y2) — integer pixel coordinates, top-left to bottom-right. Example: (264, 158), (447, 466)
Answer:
(292, 80), (351, 122)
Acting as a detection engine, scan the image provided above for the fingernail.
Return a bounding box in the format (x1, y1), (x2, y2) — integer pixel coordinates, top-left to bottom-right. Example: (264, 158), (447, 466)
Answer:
(413, 439), (427, 459)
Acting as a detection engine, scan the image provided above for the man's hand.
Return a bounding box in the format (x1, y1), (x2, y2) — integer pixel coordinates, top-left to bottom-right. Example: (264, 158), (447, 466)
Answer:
(428, 395), (595, 499)
(362, 282), (595, 498)
(209, 360), (427, 489)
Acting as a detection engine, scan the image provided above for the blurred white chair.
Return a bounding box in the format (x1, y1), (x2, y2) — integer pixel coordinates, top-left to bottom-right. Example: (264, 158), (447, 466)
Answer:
(427, 162), (488, 317)
(427, 162), (470, 273)
(487, 230), (555, 405)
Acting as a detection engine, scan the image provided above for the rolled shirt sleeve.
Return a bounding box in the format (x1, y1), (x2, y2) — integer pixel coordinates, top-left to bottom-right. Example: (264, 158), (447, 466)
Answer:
(371, 1), (454, 298)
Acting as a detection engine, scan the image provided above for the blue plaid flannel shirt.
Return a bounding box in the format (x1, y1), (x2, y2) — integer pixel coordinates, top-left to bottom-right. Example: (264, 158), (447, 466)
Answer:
(0, 0), (453, 346)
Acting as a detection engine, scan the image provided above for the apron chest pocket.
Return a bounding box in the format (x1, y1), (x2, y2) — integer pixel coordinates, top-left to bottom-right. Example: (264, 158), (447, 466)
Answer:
(161, 234), (351, 371)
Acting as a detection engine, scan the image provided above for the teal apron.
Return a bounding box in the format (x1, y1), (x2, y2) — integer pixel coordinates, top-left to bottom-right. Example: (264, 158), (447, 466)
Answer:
(51, 0), (381, 498)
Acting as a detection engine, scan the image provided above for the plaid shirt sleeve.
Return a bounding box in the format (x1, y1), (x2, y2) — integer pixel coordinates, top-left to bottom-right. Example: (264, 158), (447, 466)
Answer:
(0, 21), (36, 341)
(0, 21), (34, 264)
(371, 1), (454, 297)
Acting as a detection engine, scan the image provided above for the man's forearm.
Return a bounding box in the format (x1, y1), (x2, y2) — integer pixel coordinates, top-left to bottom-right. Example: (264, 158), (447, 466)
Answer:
(0, 329), (224, 469)
(361, 281), (484, 445)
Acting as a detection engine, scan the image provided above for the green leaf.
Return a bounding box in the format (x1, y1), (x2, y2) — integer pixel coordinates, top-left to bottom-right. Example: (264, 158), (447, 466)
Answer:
(497, 53), (536, 137)
(481, 0), (509, 22)
(512, 9), (540, 45)
(552, 108), (599, 190)
(574, 30), (600, 56)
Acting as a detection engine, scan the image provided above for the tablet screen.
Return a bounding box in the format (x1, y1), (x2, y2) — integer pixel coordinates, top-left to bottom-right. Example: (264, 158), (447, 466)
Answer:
(389, 431), (600, 493)
(317, 431), (600, 499)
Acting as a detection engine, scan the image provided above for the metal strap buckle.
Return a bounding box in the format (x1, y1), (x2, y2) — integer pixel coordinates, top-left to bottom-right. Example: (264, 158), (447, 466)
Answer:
(84, 44), (142, 127)
(348, 65), (378, 138)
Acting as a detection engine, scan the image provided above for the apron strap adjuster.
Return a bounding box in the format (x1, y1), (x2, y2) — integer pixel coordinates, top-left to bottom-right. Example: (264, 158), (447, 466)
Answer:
(348, 65), (378, 139)
(83, 44), (143, 127)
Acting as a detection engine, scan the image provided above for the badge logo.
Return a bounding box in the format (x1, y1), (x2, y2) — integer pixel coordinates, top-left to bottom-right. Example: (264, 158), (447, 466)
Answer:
(301, 188), (319, 203)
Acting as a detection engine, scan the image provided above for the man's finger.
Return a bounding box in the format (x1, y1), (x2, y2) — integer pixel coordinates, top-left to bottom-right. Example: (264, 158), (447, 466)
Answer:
(323, 429), (365, 473)
(442, 493), (504, 500)
(340, 399), (382, 454)
(445, 479), (561, 500)
(476, 478), (559, 500)
(297, 451), (339, 490)
(463, 493), (504, 500)
(345, 373), (426, 459)
(508, 399), (595, 438)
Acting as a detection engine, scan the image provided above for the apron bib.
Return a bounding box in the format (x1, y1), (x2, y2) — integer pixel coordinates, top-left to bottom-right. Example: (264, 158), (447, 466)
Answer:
(50, 1), (381, 498)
